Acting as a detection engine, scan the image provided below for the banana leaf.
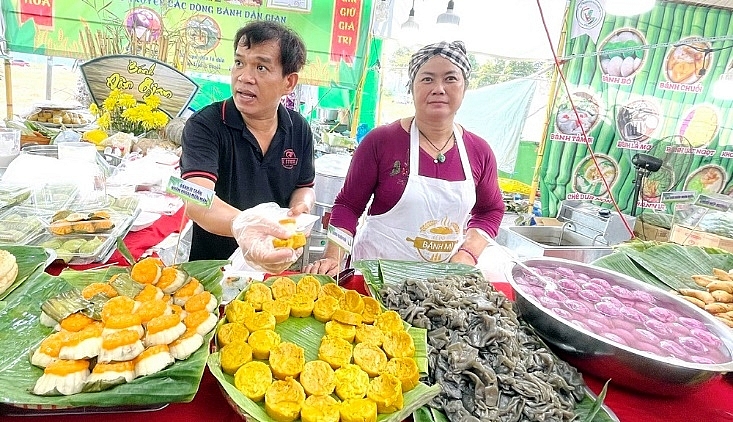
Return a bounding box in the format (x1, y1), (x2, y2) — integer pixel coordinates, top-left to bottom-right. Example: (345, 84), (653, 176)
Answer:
(207, 273), (441, 422)
(355, 259), (618, 422)
(0, 258), (227, 408)
(0, 245), (51, 301)
(355, 259), (481, 300)
(593, 243), (733, 291)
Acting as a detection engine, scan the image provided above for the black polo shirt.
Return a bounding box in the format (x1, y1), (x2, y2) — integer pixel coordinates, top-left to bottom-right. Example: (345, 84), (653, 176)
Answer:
(180, 98), (315, 261)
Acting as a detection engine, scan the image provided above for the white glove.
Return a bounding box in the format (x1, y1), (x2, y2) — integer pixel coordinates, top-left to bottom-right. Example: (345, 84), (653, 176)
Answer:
(231, 203), (303, 274)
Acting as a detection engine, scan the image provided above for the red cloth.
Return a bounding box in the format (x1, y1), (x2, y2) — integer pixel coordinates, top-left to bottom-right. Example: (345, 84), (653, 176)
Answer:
(45, 208), (188, 276)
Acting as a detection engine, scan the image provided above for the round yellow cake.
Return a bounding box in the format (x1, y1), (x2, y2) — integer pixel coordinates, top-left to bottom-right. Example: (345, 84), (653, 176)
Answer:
(334, 364), (370, 400)
(247, 329), (281, 360)
(313, 295), (340, 323)
(225, 300), (255, 325)
(262, 299), (291, 323)
(361, 296), (382, 324)
(367, 373), (404, 413)
(269, 342), (305, 380)
(244, 282), (273, 311)
(382, 330), (415, 359)
(384, 357), (420, 392)
(318, 335), (353, 369)
(354, 324), (384, 347)
(300, 394), (340, 422)
(319, 283), (345, 300)
(375, 310), (404, 333)
(296, 275), (321, 301)
(270, 277), (297, 301)
(288, 292), (315, 318)
(353, 342), (387, 377)
(217, 322), (250, 348)
(220, 340), (253, 375)
(324, 320), (356, 343)
(332, 309), (363, 326)
(244, 310), (277, 332)
(299, 360), (336, 396)
(234, 361), (272, 402)
(265, 378), (306, 422)
(339, 397), (377, 422)
(339, 290), (365, 314)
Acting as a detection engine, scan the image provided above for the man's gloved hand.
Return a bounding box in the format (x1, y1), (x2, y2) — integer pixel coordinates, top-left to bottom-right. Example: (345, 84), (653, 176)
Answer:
(231, 203), (303, 274)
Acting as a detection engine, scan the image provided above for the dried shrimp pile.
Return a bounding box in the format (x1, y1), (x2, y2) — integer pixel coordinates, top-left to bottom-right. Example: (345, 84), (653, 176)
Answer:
(380, 273), (585, 422)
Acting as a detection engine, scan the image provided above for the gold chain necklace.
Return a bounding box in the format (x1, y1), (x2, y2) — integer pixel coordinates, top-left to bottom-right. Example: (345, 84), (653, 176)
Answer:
(419, 129), (454, 164)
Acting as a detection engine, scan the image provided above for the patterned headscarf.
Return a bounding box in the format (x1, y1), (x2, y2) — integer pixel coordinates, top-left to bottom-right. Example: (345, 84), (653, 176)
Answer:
(407, 40), (471, 91)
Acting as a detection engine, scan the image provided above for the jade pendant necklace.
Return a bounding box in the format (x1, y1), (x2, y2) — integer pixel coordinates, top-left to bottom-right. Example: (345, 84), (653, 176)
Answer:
(419, 129), (454, 164)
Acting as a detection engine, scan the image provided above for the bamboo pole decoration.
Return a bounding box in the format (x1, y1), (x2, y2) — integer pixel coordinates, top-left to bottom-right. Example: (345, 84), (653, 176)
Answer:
(4, 58), (13, 119)
(528, 3), (570, 208)
(79, 30), (90, 59)
(85, 26), (97, 58)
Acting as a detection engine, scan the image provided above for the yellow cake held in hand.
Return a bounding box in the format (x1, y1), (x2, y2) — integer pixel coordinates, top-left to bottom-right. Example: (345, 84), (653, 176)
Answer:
(340, 397), (377, 422)
(318, 335), (353, 369)
(248, 329), (281, 360)
(300, 394), (340, 422)
(269, 342), (305, 380)
(270, 276), (297, 301)
(272, 219), (307, 249)
(234, 361), (272, 402)
(288, 292), (315, 318)
(265, 377), (306, 422)
(262, 299), (291, 323)
(367, 373), (404, 413)
(334, 364), (370, 400)
(299, 360), (336, 396)
(353, 342), (387, 377)
(220, 340), (253, 375)
(384, 357), (420, 392)
(313, 295), (340, 323)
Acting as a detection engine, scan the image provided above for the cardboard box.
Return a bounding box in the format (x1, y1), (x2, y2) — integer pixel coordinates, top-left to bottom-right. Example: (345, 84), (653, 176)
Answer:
(669, 224), (733, 253)
(634, 220), (670, 242)
(533, 217), (563, 226)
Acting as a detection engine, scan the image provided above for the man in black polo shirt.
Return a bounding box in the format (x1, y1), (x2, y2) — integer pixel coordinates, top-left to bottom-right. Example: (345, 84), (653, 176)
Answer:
(180, 20), (315, 262)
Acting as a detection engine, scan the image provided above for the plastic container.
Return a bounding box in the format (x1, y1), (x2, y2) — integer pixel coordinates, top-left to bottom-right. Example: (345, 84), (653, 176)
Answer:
(0, 207), (46, 245)
(25, 183), (79, 215)
(34, 232), (117, 265)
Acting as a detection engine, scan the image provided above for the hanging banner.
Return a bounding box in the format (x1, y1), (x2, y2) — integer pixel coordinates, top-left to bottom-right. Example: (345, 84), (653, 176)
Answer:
(1, 0), (374, 90)
(540, 1), (733, 217)
(81, 55), (199, 117)
(570, 0), (605, 44)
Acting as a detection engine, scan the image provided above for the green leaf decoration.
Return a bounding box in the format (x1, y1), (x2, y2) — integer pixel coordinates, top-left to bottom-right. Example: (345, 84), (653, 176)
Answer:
(594, 243), (733, 291)
(0, 245), (50, 300)
(208, 273), (441, 422)
(0, 258), (226, 408)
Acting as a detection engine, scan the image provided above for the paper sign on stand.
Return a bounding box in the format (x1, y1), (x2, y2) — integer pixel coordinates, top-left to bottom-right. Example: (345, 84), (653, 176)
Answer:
(327, 225), (353, 283)
(163, 176), (214, 264)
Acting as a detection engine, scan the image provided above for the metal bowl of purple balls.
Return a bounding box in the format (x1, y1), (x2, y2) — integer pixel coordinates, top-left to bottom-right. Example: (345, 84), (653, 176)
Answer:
(507, 257), (733, 395)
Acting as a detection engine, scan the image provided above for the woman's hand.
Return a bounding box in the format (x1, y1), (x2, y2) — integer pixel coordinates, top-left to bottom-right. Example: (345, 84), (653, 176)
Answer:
(303, 257), (340, 276)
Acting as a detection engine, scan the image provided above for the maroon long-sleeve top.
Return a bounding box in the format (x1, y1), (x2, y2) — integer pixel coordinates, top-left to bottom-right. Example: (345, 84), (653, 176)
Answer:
(328, 120), (505, 237)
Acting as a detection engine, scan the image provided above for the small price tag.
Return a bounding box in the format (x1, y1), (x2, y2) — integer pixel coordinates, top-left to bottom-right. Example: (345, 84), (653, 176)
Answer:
(166, 176), (214, 208)
(661, 191), (695, 203)
(327, 225), (353, 254)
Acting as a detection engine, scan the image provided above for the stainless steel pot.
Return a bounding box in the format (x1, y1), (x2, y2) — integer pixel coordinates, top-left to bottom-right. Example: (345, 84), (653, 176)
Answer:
(316, 108), (339, 121)
(314, 154), (351, 206)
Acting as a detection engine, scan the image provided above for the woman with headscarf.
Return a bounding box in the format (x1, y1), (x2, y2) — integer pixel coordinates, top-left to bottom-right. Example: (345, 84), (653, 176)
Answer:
(305, 41), (505, 276)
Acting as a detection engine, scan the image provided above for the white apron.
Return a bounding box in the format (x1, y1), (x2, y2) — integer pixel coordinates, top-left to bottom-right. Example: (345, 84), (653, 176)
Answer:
(351, 120), (476, 262)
